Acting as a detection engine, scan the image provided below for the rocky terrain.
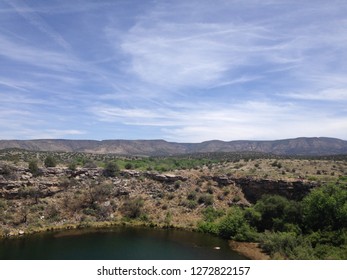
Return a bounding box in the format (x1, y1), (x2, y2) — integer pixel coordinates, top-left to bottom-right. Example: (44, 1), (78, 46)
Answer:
(0, 157), (330, 237)
(0, 165), (316, 202)
(1, 137), (347, 156)
(1, 150), (346, 260)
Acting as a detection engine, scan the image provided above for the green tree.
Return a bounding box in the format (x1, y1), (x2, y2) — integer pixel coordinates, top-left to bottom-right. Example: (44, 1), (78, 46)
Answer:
(217, 207), (257, 241)
(302, 184), (347, 231)
(68, 161), (77, 171)
(125, 162), (133, 170)
(253, 195), (301, 231)
(103, 162), (120, 177)
(44, 156), (57, 167)
(28, 160), (40, 176)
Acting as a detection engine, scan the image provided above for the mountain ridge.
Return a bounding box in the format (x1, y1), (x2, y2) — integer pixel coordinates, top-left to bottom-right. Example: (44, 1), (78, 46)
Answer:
(0, 137), (347, 156)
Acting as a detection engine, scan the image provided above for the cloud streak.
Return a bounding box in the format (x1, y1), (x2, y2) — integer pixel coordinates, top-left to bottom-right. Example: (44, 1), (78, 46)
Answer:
(0, 0), (346, 141)
(91, 99), (347, 142)
(3, 0), (70, 50)
(118, 21), (286, 89)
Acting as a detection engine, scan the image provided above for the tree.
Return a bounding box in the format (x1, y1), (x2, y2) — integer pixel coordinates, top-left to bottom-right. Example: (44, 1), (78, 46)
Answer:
(28, 160), (40, 176)
(44, 156), (57, 167)
(217, 207), (256, 241)
(302, 184), (347, 231)
(125, 162), (133, 170)
(68, 161), (77, 171)
(103, 162), (120, 177)
(253, 195), (301, 232)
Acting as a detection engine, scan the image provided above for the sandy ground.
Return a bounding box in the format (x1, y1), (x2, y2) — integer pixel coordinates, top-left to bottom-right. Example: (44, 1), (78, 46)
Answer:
(229, 241), (270, 260)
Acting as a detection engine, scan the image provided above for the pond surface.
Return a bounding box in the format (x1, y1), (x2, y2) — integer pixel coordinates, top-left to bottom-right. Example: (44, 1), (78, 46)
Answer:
(0, 227), (248, 260)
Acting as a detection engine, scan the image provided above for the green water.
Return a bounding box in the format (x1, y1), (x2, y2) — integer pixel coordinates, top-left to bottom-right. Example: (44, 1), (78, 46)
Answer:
(0, 227), (248, 260)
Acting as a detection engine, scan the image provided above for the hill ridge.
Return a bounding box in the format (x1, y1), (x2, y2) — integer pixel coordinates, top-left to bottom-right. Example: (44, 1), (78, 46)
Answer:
(0, 137), (346, 156)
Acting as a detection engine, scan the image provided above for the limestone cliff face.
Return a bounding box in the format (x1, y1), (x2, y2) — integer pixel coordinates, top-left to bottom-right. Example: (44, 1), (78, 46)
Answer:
(203, 175), (316, 203)
(232, 177), (315, 203)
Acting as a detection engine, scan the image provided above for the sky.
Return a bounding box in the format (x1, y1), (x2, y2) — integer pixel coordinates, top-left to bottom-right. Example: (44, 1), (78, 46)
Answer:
(0, 0), (347, 142)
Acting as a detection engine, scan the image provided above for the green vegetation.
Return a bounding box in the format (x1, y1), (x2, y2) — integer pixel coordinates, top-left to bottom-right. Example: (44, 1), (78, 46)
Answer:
(1, 148), (347, 259)
(121, 197), (145, 219)
(44, 156), (57, 167)
(28, 160), (40, 176)
(198, 183), (347, 259)
(103, 162), (120, 177)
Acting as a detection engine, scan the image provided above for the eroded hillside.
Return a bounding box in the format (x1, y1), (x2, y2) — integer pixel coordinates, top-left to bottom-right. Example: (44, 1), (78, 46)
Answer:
(1, 151), (346, 237)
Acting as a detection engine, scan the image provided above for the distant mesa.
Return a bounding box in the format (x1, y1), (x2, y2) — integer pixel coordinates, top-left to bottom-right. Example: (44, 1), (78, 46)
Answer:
(0, 137), (347, 156)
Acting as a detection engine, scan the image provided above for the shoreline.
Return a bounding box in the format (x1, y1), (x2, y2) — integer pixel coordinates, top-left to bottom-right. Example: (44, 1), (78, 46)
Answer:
(229, 240), (270, 260)
(0, 221), (270, 260)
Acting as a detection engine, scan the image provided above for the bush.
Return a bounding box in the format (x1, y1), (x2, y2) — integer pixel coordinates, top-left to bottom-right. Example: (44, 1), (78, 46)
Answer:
(302, 184), (347, 231)
(68, 161), (77, 171)
(260, 231), (314, 259)
(187, 191), (197, 201)
(202, 206), (224, 222)
(253, 195), (301, 231)
(125, 162), (133, 170)
(197, 221), (219, 235)
(121, 198), (144, 219)
(182, 199), (198, 209)
(89, 183), (113, 203)
(44, 156), (57, 167)
(84, 160), (97, 168)
(103, 162), (120, 177)
(207, 186), (214, 194)
(0, 164), (15, 179)
(198, 194), (214, 206)
(28, 160), (40, 176)
(217, 207), (257, 241)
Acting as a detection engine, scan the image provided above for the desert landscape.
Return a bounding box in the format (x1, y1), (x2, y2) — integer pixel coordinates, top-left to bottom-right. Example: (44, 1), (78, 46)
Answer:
(1, 138), (346, 259)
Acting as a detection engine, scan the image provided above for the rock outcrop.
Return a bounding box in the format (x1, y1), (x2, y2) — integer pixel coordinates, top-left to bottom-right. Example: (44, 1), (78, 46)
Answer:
(0, 165), (317, 203)
(210, 175), (316, 203)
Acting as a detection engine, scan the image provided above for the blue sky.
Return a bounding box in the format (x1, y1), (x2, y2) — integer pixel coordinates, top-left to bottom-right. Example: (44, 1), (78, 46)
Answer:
(0, 0), (347, 142)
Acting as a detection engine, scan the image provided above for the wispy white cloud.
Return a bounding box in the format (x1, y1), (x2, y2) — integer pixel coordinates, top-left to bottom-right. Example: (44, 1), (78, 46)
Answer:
(0, 35), (75, 71)
(90, 99), (347, 142)
(3, 0), (70, 50)
(285, 88), (347, 102)
(1, 0), (346, 141)
(109, 0), (347, 96)
(117, 21), (283, 89)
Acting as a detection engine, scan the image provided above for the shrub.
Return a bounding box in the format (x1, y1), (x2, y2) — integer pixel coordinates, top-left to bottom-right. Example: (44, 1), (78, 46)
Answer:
(197, 221), (219, 235)
(68, 161), (77, 171)
(44, 156), (57, 167)
(125, 162), (133, 170)
(89, 183), (113, 203)
(174, 180), (182, 189)
(0, 164), (15, 179)
(260, 231), (314, 259)
(103, 162), (120, 177)
(217, 207), (257, 241)
(121, 198), (144, 219)
(28, 160), (40, 176)
(182, 199), (198, 209)
(198, 194), (214, 206)
(253, 195), (302, 231)
(164, 211), (173, 227)
(302, 184), (347, 231)
(202, 206), (224, 222)
(84, 160), (97, 168)
(187, 191), (197, 201)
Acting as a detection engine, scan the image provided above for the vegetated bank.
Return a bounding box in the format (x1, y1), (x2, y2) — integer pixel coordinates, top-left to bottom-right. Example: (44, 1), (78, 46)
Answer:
(0, 149), (346, 259)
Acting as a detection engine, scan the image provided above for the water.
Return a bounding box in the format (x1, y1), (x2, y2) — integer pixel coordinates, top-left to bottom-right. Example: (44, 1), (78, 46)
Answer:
(0, 227), (248, 260)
